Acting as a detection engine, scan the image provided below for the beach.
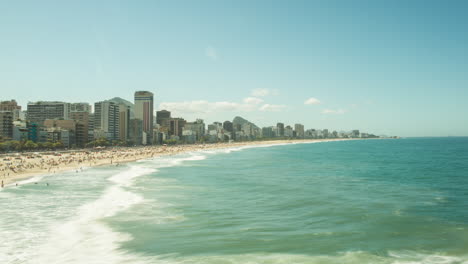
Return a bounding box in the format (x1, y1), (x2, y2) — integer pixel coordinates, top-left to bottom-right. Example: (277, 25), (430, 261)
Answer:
(1, 137), (467, 264)
(0, 138), (353, 187)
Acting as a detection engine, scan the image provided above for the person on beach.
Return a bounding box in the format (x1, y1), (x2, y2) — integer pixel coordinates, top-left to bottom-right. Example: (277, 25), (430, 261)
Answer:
(1, 180), (3, 188)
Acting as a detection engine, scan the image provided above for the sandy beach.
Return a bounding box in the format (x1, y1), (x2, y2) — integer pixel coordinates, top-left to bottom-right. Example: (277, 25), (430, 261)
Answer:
(0, 138), (354, 187)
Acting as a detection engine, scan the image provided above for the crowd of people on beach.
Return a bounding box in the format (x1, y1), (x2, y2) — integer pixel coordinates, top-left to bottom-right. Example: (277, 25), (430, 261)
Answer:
(0, 142), (263, 187)
(0, 139), (345, 188)
(0, 146), (169, 185)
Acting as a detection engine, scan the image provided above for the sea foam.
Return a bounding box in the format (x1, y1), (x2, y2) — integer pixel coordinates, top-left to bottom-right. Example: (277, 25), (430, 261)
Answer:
(30, 165), (156, 264)
(27, 153), (212, 264)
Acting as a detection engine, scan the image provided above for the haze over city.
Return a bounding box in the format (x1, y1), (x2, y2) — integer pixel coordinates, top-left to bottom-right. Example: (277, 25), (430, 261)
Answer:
(1, 0), (468, 137)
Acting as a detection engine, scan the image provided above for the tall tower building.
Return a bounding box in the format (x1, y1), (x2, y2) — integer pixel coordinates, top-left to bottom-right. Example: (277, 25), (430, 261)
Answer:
(0, 111), (14, 140)
(94, 101), (120, 141)
(294, 124), (305, 138)
(277, 122), (285, 137)
(169, 118), (186, 138)
(70, 111), (90, 146)
(156, 110), (171, 127)
(134, 91), (154, 144)
(0, 100), (22, 121)
(118, 103), (130, 142)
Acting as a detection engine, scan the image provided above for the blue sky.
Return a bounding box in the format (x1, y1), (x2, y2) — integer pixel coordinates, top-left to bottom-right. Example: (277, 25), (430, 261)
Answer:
(1, 0), (467, 136)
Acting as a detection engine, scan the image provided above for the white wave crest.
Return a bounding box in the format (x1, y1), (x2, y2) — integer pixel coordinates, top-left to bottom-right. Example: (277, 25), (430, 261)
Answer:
(144, 251), (468, 264)
(31, 165), (156, 264)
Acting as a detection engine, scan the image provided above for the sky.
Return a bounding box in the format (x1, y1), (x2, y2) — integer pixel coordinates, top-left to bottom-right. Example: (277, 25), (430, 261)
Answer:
(1, 0), (467, 137)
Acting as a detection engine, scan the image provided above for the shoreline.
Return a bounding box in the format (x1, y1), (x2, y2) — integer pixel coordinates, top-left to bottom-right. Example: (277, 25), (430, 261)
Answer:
(0, 138), (360, 187)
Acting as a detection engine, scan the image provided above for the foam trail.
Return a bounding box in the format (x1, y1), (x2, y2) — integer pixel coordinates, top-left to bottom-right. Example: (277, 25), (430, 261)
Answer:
(198, 139), (340, 155)
(28, 154), (210, 264)
(11, 174), (48, 186)
(146, 153), (207, 169)
(31, 165), (156, 264)
(145, 252), (468, 264)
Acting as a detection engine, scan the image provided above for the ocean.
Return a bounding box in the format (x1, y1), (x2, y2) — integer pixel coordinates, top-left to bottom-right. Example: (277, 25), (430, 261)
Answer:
(1, 138), (467, 264)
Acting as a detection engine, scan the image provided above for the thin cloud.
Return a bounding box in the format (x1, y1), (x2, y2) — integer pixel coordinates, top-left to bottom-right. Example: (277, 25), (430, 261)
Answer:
(159, 101), (213, 114)
(322, 109), (347, 114)
(243, 97), (264, 105)
(251, 88), (270, 97)
(205, 46), (218, 60)
(159, 97), (270, 115)
(259, 104), (286, 112)
(304, 97), (321, 105)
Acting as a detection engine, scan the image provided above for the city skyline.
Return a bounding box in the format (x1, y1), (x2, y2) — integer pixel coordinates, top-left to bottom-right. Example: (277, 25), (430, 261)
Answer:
(0, 96), (381, 137)
(0, 94), (379, 151)
(1, 1), (468, 137)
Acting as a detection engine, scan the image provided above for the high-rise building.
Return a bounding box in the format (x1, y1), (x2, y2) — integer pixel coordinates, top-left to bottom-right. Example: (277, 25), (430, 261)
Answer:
(208, 122), (223, 135)
(285, 125), (294, 137)
(27, 101), (70, 125)
(0, 111), (14, 140)
(27, 123), (40, 142)
(43, 119), (77, 146)
(241, 123), (254, 137)
(276, 123), (285, 137)
(262, 126), (274, 138)
(294, 124), (305, 138)
(184, 119), (205, 141)
(223, 121), (233, 132)
(332, 130), (338, 138)
(70, 111), (89, 124)
(70, 103), (92, 113)
(323, 129), (329, 138)
(156, 110), (171, 127)
(118, 104), (130, 142)
(305, 129), (317, 138)
(134, 91), (154, 144)
(88, 113), (95, 142)
(94, 101), (120, 141)
(129, 118), (143, 145)
(70, 111), (90, 145)
(12, 121), (29, 141)
(0, 100), (21, 120)
(352, 130), (360, 138)
(169, 118), (186, 138)
(74, 122), (87, 147)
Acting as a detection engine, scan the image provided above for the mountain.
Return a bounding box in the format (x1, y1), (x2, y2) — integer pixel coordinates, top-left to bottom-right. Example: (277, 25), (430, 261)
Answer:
(232, 116), (259, 129)
(107, 97), (134, 107)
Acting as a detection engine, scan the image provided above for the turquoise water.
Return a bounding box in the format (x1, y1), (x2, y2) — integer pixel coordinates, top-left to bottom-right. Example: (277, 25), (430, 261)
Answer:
(1, 138), (467, 263)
